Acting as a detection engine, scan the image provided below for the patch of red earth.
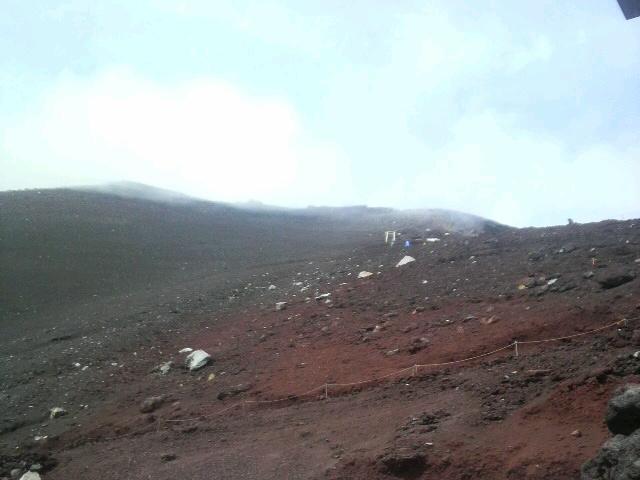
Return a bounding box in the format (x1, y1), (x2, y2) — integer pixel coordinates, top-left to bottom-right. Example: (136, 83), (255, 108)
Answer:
(190, 284), (625, 401)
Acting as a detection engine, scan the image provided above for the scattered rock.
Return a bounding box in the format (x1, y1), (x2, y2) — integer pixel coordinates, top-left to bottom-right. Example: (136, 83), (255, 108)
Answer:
(315, 293), (331, 300)
(396, 256), (416, 268)
(357, 271), (373, 279)
(582, 431), (640, 479)
(518, 277), (537, 289)
(275, 301), (288, 311)
(379, 448), (427, 477)
(18, 473), (40, 480)
(49, 407), (67, 419)
(10, 470), (22, 480)
(596, 269), (636, 289)
(606, 384), (640, 435)
(217, 383), (251, 400)
(159, 361), (172, 375)
(268, 284), (277, 290)
(583, 271), (595, 279)
(179, 348), (193, 354)
(571, 429), (582, 438)
(480, 316), (500, 325)
(140, 395), (166, 414)
(557, 244), (577, 254)
(185, 350), (211, 371)
(161, 453), (177, 462)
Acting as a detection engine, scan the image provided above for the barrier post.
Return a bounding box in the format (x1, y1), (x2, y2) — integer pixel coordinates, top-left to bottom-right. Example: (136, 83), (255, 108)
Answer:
(324, 384), (329, 399)
(413, 365), (418, 377)
(514, 341), (519, 357)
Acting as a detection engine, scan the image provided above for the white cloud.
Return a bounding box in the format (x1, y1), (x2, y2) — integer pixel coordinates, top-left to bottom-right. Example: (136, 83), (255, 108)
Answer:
(0, 68), (354, 206)
(368, 111), (640, 227)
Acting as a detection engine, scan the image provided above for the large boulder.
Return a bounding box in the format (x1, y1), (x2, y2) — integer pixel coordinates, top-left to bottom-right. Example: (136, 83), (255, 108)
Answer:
(582, 431), (640, 479)
(596, 269), (636, 289)
(606, 384), (640, 435)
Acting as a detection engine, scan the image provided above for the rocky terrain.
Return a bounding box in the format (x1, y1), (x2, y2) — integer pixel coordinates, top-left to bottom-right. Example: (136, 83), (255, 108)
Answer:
(1, 185), (639, 479)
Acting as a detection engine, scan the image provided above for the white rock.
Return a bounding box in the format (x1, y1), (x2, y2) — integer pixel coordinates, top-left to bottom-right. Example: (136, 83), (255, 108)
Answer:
(268, 284), (277, 290)
(49, 407), (67, 419)
(275, 301), (288, 311)
(179, 348), (193, 354)
(426, 238), (441, 242)
(358, 271), (373, 279)
(396, 256), (416, 267)
(547, 278), (558, 285)
(185, 350), (211, 371)
(20, 473), (41, 480)
(315, 293), (331, 300)
(159, 361), (172, 375)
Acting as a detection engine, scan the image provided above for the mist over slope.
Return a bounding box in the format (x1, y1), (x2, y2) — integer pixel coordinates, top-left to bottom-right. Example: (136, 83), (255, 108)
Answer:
(0, 183), (505, 321)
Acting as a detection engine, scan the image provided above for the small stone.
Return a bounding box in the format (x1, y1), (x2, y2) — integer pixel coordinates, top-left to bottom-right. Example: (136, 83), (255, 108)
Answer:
(396, 256), (416, 267)
(571, 429), (582, 438)
(140, 395), (166, 414)
(161, 453), (177, 462)
(268, 284), (277, 290)
(10, 469), (22, 480)
(481, 315), (500, 325)
(179, 348), (193, 354)
(518, 277), (536, 289)
(159, 361), (172, 375)
(275, 302), (288, 311)
(358, 271), (373, 279)
(49, 407), (67, 419)
(19, 473), (40, 480)
(185, 350), (211, 371)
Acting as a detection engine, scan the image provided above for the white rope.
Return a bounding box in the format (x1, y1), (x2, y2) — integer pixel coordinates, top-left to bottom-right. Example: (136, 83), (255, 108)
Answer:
(517, 319), (626, 344)
(160, 317), (630, 423)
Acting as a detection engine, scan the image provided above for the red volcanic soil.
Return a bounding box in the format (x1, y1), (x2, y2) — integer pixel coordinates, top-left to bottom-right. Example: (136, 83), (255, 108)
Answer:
(1, 192), (639, 479)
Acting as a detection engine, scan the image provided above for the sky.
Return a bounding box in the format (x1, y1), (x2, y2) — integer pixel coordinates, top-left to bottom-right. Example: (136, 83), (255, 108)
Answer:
(1, 0), (639, 227)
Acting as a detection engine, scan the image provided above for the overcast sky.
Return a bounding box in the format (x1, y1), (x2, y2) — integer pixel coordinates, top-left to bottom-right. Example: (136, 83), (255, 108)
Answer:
(1, 1), (639, 226)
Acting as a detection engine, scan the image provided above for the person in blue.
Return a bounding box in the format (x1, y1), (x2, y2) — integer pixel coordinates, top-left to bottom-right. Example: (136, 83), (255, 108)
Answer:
(404, 240), (411, 247)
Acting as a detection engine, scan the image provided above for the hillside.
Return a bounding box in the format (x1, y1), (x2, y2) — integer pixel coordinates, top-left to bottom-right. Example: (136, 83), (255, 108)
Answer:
(0, 186), (638, 479)
(0, 185), (503, 324)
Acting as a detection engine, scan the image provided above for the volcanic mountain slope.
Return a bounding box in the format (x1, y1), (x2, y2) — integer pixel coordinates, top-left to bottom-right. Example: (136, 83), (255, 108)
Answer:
(0, 184), (501, 322)
(0, 186), (638, 480)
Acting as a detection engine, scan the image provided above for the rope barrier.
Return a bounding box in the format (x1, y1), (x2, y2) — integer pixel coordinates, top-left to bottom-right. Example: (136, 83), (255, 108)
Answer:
(158, 317), (631, 424)
(415, 343), (516, 369)
(516, 319), (626, 344)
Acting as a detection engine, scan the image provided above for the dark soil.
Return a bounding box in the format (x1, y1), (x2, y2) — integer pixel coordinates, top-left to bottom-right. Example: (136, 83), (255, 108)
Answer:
(1, 187), (639, 479)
